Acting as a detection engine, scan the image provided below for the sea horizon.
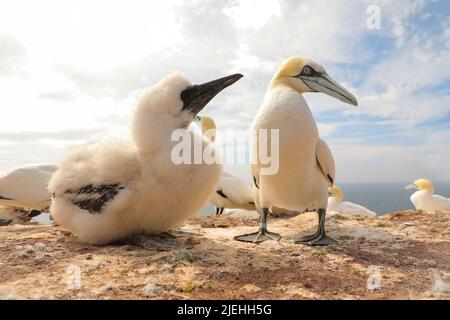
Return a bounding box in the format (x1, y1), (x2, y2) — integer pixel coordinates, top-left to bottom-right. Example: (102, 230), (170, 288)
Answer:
(199, 181), (450, 217)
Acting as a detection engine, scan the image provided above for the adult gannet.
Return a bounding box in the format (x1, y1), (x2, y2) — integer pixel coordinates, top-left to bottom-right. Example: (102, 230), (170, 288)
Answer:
(49, 73), (242, 245)
(195, 116), (256, 215)
(0, 164), (57, 217)
(327, 186), (376, 216)
(235, 56), (358, 245)
(405, 179), (450, 212)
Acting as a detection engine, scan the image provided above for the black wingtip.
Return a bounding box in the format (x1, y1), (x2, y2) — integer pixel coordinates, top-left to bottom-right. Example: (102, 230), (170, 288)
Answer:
(26, 210), (42, 218)
(216, 190), (228, 199)
(253, 176), (259, 189)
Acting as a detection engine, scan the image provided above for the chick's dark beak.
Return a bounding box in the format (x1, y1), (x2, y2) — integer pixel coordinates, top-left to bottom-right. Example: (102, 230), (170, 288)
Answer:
(181, 74), (243, 115)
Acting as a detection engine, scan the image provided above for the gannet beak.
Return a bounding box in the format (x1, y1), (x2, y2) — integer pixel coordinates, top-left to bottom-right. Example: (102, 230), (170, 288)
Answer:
(301, 73), (358, 106)
(405, 184), (416, 190)
(181, 74), (243, 115)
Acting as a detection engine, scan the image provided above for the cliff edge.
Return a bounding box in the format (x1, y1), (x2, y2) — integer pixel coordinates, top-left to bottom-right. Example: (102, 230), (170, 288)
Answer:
(0, 210), (449, 299)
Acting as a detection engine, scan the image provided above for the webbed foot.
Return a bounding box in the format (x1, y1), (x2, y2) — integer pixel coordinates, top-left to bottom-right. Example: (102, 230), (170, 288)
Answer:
(234, 228), (281, 244)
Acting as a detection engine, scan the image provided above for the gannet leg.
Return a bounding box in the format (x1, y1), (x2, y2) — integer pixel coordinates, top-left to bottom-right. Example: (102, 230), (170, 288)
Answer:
(295, 208), (338, 246)
(234, 208), (281, 243)
(216, 207), (224, 216)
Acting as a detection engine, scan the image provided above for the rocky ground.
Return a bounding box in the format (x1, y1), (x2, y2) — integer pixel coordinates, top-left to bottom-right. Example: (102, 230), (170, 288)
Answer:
(0, 210), (449, 300)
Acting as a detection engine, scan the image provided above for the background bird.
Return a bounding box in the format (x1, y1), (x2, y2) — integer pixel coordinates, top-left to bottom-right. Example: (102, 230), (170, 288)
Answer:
(235, 56), (357, 245)
(327, 186), (376, 216)
(405, 179), (450, 212)
(49, 73), (242, 245)
(0, 164), (57, 219)
(211, 171), (255, 216)
(195, 115), (256, 215)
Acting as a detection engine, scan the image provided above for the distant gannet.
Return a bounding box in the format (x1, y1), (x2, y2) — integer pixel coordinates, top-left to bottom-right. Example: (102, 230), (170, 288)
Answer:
(235, 56), (358, 245)
(405, 179), (450, 212)
(327, 186), (376, 216)
(49, 73), (242, 244)
(195, 116), (255, 215)
(0, 164), (57, 218)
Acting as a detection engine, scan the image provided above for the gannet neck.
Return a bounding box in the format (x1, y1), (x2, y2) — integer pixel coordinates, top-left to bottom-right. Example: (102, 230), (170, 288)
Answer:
(269, 77), (302, 92)
(330, 186), (344, 202)
(200, 116), (217, 143)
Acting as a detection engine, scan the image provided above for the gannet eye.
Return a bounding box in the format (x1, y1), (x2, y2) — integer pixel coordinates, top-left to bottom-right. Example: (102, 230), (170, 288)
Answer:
(301, 65), (313, 76)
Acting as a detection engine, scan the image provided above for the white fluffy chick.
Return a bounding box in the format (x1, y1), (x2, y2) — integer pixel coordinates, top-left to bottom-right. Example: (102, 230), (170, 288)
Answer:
(49, 73), (242, 244)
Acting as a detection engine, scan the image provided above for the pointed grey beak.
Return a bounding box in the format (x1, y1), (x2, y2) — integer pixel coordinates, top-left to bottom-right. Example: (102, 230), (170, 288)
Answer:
(301, 73), (358, 106)
(181, 74), (243, 115)
(405, 184), (416, 190)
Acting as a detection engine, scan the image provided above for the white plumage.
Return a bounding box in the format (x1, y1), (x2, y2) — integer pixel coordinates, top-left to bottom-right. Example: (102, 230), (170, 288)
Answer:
(252, 90), (334, 212)
(327, 186), (376, 217)
(211, 171), (255, 215)
(49, 73), (242, 244)
(406, 179), (450, 212)
(195, 116), (255, 215)
(0, 164), (57, 211)
(235, 56), (358, 245)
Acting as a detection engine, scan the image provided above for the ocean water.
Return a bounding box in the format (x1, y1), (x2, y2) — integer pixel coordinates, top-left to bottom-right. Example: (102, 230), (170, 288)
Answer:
(339, 182), (450, 215)
(199, 182), (450, 217)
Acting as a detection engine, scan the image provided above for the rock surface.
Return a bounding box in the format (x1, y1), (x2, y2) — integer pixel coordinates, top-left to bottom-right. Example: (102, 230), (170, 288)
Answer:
(0, 210), (449, 300)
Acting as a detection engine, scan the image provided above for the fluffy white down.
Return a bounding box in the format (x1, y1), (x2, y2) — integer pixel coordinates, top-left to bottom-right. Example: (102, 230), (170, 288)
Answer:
(49, 74), (222, 244)
(410, 191), (450, 212)
(327, 197), (376, 217)
(0, 164), (57, 210)
(211, 171), (255, 211)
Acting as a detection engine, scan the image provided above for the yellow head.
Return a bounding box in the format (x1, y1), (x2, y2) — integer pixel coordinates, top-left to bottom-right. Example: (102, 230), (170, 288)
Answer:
(270, 56), (358, 106)
(196, 115), (217, 143)
(328, 186), (344, 202)
(405, 179), (435, 193)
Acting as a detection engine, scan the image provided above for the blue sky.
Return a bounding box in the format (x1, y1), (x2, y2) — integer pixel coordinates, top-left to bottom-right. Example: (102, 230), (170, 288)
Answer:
(0, 0), (449, 183)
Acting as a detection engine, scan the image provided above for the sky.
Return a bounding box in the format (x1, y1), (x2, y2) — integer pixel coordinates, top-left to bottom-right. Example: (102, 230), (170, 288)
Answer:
(0, 0), (449, 183)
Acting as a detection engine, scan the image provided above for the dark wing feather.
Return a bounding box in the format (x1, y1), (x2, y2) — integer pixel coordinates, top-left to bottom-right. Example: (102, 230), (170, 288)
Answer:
(216, 190), (228, 199)
(64, 183), (125, 214)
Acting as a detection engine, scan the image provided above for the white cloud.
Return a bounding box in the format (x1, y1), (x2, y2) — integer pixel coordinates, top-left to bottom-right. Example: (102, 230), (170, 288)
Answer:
(223, 0), (281, 30)
(317, 123), (337, 137)
(0, 34), (28, 77)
